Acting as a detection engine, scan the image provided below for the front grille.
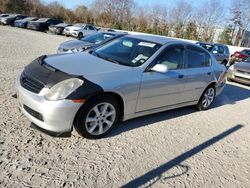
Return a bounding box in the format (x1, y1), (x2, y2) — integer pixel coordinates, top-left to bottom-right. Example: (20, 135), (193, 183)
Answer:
(20, 72), (44, 94)
(23, 105), (44, 122)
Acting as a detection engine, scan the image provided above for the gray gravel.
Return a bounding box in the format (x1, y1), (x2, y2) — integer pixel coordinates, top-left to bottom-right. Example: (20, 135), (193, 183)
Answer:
(0, 26), (250, 188)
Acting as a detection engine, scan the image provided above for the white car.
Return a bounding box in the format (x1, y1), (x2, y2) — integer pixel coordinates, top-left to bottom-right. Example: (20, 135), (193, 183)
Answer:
(63, 24), (98, 38)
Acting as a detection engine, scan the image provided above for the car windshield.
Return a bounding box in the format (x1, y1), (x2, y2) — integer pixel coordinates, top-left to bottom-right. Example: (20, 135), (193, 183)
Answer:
(7, 15), (17, 18)
(37, 18), (49, 22)
(56, 23), (67, 27)
(22, 17), (35, 21)
(74, 24), (84, 27)
(93, 36), (162, 67)
(82, 33), (116, 44)
(243, 57), (250, 62)
(197, 43), (214, 52)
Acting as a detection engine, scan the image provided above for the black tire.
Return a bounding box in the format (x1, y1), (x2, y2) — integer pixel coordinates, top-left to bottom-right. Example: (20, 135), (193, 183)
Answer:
(196, 86), (216, 111)
(78, 32), (83, 39)
(74, 95), (120, 139)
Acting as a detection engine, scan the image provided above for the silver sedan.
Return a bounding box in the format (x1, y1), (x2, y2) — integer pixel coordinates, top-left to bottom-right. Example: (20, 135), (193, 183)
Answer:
(227, 57), (250, 85)
(16, 35), (227, 139)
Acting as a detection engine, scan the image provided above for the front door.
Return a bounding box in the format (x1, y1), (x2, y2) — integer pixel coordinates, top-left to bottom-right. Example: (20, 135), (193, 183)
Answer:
(136, 45), (189, 112)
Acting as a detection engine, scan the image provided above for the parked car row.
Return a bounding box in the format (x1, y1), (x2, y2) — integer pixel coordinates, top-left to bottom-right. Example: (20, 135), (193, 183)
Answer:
(0, 14), (27, 26)
(196, 41), (250, 67)
(196, 42), (230, 66)
(0, 13), (100, 39)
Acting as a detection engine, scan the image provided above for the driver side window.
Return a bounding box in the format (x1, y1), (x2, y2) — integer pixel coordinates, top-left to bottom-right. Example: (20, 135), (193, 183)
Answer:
(156, 47), (184, 70)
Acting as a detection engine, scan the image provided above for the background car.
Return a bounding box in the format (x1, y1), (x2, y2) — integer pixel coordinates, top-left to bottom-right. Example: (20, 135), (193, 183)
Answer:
(27, 18), (63, 32)
(229, 49), (250, 66)
(57, 32), (127, 53)
(16, 35), (226, 139)
(0, 14), (27, 26)
(48, 23), (72, 35)
(0, 13), (9, 18)
(14, 17), (38, 28)
(227, 56), (250, 85)
(63, 24), (98, 38)
(196, 42), (230, 66)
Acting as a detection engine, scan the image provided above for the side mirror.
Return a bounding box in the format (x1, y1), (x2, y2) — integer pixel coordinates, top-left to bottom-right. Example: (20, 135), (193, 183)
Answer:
(150, 64), (168, 73)
(213, 50), (218, 54)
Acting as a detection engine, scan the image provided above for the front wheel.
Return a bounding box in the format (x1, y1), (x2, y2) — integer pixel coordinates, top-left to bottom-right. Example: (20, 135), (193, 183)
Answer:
(196, 86), (216, 111)
(78, 32), (83, 39)
(74, 95), (120, 139)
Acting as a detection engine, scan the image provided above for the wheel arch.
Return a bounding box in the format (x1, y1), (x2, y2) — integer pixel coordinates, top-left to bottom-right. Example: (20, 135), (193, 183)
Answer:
(73, 91), (125, 126)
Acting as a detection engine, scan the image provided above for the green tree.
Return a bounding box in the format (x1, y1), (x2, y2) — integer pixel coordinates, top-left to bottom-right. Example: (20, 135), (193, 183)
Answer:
(184, 21), (199, 40)
(218, 26), (233, 45)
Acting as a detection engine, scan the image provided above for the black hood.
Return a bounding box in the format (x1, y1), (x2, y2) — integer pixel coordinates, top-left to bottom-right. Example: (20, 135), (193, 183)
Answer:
(21, 56), (103, 99)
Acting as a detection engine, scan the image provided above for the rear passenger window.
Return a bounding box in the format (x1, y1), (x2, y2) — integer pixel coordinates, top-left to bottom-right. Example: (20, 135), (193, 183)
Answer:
(187, 49), (206, 68)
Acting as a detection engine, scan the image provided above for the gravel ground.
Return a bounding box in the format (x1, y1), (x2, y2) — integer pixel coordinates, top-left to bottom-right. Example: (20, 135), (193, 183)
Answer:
(0, 26), (250, 188)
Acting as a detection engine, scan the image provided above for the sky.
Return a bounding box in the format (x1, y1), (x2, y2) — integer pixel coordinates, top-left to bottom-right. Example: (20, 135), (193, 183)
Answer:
(43, 0), (232, 10)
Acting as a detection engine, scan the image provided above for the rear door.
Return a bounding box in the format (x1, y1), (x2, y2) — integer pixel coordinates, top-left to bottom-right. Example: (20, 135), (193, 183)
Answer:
(184, 46), (214, 101)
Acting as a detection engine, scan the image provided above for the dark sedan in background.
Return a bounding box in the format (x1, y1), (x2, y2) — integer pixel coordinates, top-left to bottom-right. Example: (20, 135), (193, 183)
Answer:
(27, 18), (63, 32)
(228, 56), (250, 85)
(14, 17), (38, 28)
(0, 14), (27, 26)
(57, 31), (127, 53)
(48, 23), (72, 35)
(196, 42), (230, 66)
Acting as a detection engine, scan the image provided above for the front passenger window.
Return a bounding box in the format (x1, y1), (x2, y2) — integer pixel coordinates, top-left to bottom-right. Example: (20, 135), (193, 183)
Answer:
(156, 47), (183, 70)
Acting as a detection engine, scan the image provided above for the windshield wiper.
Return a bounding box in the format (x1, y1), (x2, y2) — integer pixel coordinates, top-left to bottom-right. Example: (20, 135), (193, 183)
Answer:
(91, 51), (120, 65)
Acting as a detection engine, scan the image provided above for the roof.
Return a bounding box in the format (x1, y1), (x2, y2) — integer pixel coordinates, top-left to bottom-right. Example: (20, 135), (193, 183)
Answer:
(100, 31), (127, 36)
(128, 34), (196, 46)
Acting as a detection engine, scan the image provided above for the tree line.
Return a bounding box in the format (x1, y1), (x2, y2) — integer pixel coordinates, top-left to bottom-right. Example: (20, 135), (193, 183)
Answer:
(0, 0), (250, 46)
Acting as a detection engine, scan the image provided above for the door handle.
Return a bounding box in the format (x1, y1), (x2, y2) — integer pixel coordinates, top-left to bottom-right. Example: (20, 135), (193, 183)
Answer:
(207, 72), (212, 75)
(178, 74), (184, 79)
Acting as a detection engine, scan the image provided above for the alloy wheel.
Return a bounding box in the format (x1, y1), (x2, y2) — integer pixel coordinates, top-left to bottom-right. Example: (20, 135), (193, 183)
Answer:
(202, 88), (215, 108)
(85, 102), (116, 136)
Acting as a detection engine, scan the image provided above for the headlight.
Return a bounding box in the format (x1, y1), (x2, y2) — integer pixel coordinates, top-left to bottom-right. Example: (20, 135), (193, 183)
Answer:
(45, 78), (84, 101)
(229, 65), (234, 71)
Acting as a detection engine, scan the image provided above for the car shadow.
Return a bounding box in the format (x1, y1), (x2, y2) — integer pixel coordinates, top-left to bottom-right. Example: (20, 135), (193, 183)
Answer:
(212, 83), (250, 107)
(121, 124), (243, 188)
(108, 83), (249, 138)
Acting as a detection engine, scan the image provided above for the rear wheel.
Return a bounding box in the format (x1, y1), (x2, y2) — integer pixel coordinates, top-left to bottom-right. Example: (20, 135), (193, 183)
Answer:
(74, 95), (120, 139)
(196, 86), (216, 111)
